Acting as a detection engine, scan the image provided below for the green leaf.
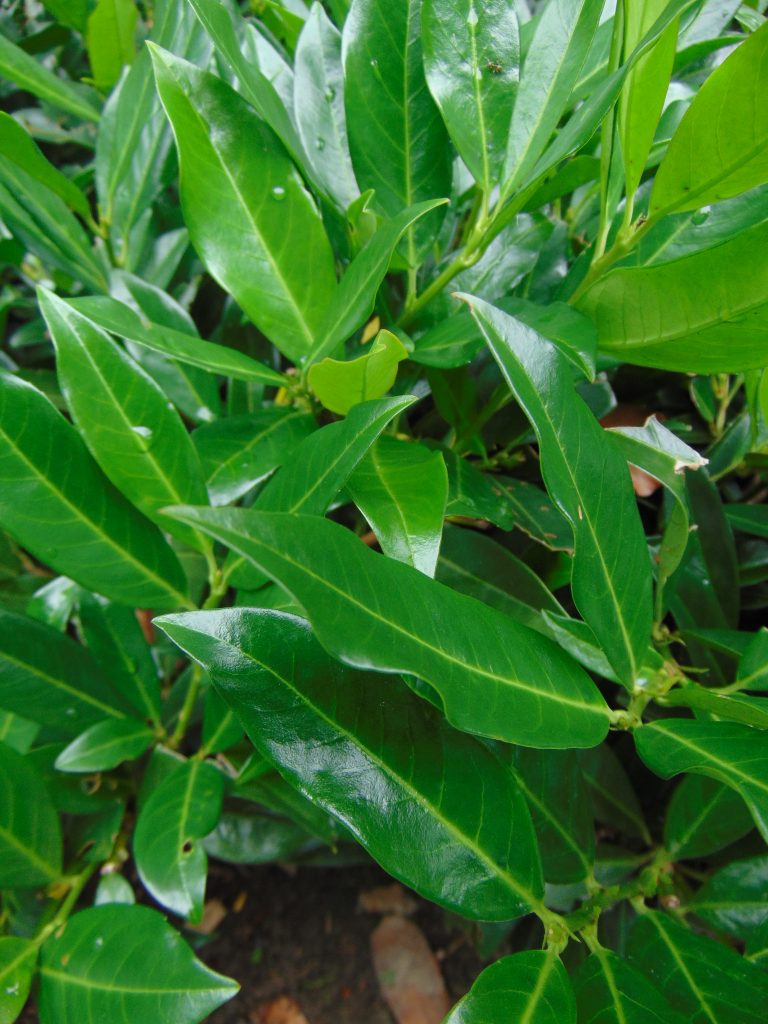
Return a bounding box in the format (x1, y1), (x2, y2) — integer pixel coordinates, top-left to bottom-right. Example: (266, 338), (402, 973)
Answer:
(0, 741), (62, 887)
(94, 873), (135, 906)
(726, 504), (768, 540)
(692, 855), (768, 939)
(573, 949), (685, 1023)
(579, 219), (768, 373)
(0, 113), (90, 219)
(133, 759), (225, 921)
(0, 937), (37, 1024)
(661, 685), (768, 729)
(443, 951), (576, 1023)
(348, 436), (447, 575)
(194, 409), (315, 506)
(150, 45), (336, 364)
(95, 0), (207, 267)
(311, 199), (447, 362)
(309, 329), (407, 414)
(0, 33), (100, 122)
(55, 719), (154, 773)
(0, 373), (190, 611)
(635, 719), (768, 842)
(158, 608), (545, 920)
(665, 774), (754, 860)
(165, 508), (611, 748)
(342, 0), (451, 264)
(618, 0), (679, 207)
(738, 628), (768, 691)
(0, 608), (133, 733)
(40, 290), (211, 554)
(294, 2), (358, 210)
(86, 0), (138, 90)
(203, 809), (312, 865)
(38, 905), (237, 1023)
(0, 711), (38, 755)
(582, 743), (650, 843)
(223, 395), (416, 588)
(68, 295), (287, 387)
(650, 21), (768, 219)
(422, 0), (519, 191)
(501, 0), (603, 198)
(436, 525), (565, 633)
(627, 910), (768, 1024)
(41, 0), (89, 32)
(464, 295), (653, 687)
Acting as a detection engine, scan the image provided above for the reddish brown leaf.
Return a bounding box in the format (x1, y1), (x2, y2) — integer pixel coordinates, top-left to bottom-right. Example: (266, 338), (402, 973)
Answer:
(371, 915), (450, 1024)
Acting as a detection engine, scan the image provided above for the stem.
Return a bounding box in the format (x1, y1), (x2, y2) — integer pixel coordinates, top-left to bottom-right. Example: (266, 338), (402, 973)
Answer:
(34, 863), (98, 946)
(593, 0), (625, 262)
(568, 214), (656, 304)
(169, 662), (203, 749)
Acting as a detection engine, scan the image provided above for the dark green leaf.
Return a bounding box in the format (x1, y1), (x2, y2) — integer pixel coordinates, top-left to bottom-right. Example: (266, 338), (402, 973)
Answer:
(159, 608), (545, 921)
(727, 505), (768, 540)
(738, 628), (768, 691)
(692, 855), (768, 939)
(0, 33), (100, 122)
(573, 949), (685, 1023)
(0, 741), (62, 887)
(665, 774), (754, 860)
(203, 809), (312, 865)
(55, 719), (154, 773)
(0, 113), (90, 219)
(0, 937), (37, 1024)
(582, 743), (650, 843)
(444, 951), (576, 1023)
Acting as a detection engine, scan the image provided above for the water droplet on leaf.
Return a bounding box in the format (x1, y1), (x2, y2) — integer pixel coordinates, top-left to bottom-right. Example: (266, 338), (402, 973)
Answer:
(271, 186), (287, 201)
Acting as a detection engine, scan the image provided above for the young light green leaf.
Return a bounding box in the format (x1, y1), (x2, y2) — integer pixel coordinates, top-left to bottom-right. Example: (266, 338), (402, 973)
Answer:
(422, 0), (519, 191)
(627, 910), (768, 1024)
(573, 949), (686, 1024)
(0, 113), (90, 219)
(133, 759), (225, 922)
(464, 295), (652, 687)
(165, 508), (611, 749)
(158, 609), (545, 921)
(194, 409), (315, 506)
(501, 0), (603, 198)
(0, 33), (100, 122)
(0, 742), (62, 888)
(0, 374), (190, 612)
(40, 290), (211, 554)
(294, 3), (358, 210)
(636, 719), (768, 842)
(150, 45), (336, 364)
(578, 220), (768, 372)
(443, 951), (576, 1023)
(86, 0), (138, 90)
(665, 774), (753, 860)
(308, 329), (408, 414)
(0, 936), (37, 1024)
(692, 855), (768, 939)
(650, 20), (768, 218)
(738, 628), (768, 691)
(342, 0), (451, 264)
(348, 436), (447, 576)
(0, 609), (134, 733)
(55, 719), (154, 774)
(94, 873), (135, 906)
(68, 295), (287, 387)
(38, 905), (237, 1023)
(661, 685), (768, 729)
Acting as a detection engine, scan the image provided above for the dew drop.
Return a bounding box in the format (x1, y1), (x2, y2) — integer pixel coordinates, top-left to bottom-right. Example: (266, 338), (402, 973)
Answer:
(271, 185), (287, 201)
(130, 425), (154, 450)
(315, 137), (326, 152)
(369, 58), (378, 68)
(65, 707), (76, 717)
(324, 86), (336, 102)
(6, 983), (20, 997)
(467, 5), (479, 26)
(94, 936), (104, 948)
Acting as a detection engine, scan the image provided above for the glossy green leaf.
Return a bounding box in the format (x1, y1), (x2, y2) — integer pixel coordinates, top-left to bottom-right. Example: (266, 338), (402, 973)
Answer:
(224, 395), (416, 588)
(665, 774), (753, 860)
(0, 608), (133, 733)
(342, 0), (451, 264)
(159, 608), (544, 919)
(311, 199), (447, 362)
(423, 0), (519, 191)
(94, 873), (135, 906)
(294, 3), (358, 210)
(201, 687), (242, 755)
(194, 409), (315, 506)
(579, 219), (768, 373)
(86, 0), (138, 90)
(738, 628), (768, 691)
(348, 436), (447, 575)
(95, 0), (206, 267)
(166, 508), (611, 748)
(501, 0), (603, 198)
(686, 468), (740, 628)
(0, 33), (100, 122)
(573, 949), (685, 1024)
(661, 685), (768, 729)
(465, 295), (652, 687)
(582, 743), (650, 843)
(443, 951), (576, 1023)
(0, 374), (189, 611)
(40, 290), (211, 554)
(133, 759), (225, 921)
(38, 905), (237, 1023)
(651, 21), (768, 218)
(0, 113), (90, 219)
(203, 809), (312, 865)
(627, 910), (768, 1023)
(692, 855), (768, 939)
(55, 718), (154, 773)
(0, 742), (62, 887)
(69, 295), (287, 387)
(150, 45), (336, 363)
(726, 504), (768, 540)
(309, 329), (407, 414)
(636, 719), (768, 842)
(41, 0), (89, 31)
(0, 937), (37, 1024)
(497, 478), (574, 552)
